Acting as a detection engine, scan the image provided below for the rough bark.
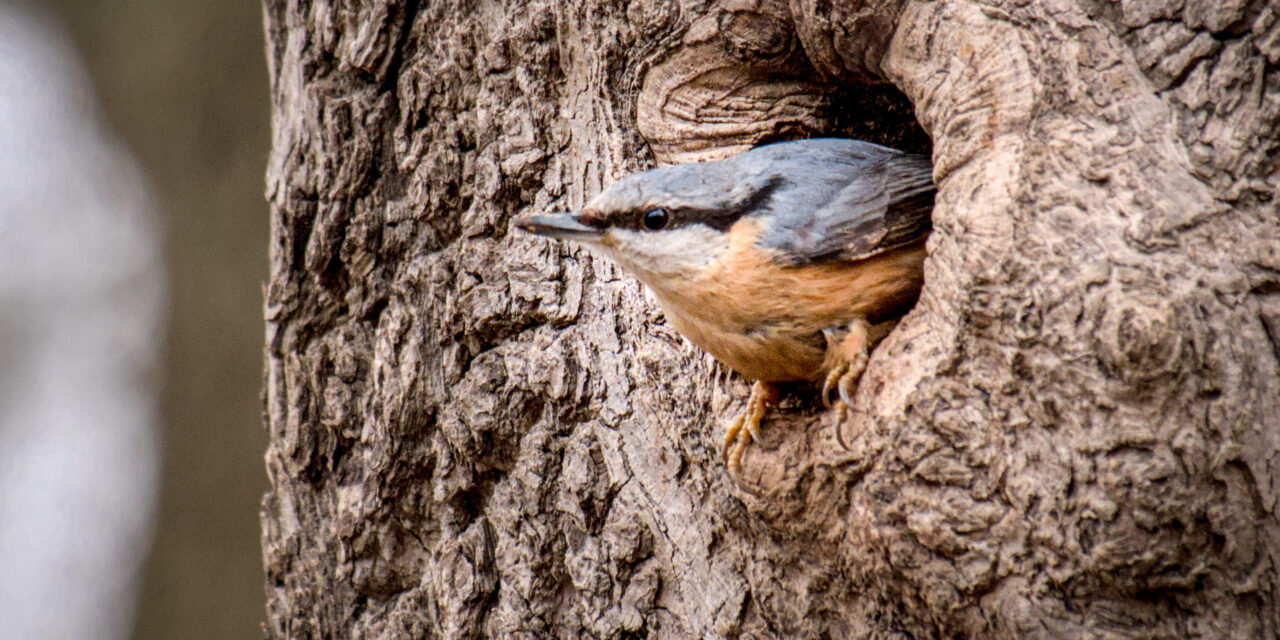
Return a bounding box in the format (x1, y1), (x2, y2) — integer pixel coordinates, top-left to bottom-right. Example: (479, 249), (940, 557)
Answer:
(262, 0), (1280, 638)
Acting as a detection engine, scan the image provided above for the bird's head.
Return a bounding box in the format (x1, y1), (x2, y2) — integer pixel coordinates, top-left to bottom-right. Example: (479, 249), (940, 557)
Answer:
(513, 160), (780, 287)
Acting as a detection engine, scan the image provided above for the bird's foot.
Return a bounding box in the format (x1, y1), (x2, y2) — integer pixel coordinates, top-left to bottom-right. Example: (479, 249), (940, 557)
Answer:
(723, 380), (777, 473)
(821, 353), (867, 421)
(822, 318), (871, 420)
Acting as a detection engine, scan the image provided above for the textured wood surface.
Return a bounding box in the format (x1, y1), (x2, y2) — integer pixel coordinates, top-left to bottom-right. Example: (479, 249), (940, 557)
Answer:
(262, 0), (1280, 637)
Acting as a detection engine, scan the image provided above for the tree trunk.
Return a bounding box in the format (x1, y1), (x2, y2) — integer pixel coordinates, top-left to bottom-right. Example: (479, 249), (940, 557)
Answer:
(261, 0), (1280, 637)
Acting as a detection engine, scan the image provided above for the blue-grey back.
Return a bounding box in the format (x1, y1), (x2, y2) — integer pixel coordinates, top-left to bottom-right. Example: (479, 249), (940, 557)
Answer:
(728, 139), (935, 265)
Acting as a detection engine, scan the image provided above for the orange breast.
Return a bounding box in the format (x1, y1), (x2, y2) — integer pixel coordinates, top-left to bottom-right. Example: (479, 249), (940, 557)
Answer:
(646, 220), (927, 382)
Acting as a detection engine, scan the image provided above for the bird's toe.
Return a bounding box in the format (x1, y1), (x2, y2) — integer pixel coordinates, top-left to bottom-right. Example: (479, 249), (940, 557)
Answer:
(822, 364), (847, 408)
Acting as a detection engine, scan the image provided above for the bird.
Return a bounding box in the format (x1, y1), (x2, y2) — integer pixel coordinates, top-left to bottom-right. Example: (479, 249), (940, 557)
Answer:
(513, 138), (934, 472)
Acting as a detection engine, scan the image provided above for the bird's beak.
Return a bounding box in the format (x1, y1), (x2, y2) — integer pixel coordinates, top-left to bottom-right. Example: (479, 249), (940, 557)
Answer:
(512, 211), (603, 240)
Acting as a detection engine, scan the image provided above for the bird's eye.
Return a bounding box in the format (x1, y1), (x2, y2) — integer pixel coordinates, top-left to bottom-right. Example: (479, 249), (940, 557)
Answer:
(642, 208), (669, 231)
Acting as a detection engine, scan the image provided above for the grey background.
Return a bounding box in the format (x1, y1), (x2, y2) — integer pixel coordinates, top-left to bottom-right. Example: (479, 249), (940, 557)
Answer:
(48, 1), (270, 638)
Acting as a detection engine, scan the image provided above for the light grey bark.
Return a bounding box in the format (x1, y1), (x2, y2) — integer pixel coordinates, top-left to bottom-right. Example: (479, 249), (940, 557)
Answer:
(262, 0), (1280, 637)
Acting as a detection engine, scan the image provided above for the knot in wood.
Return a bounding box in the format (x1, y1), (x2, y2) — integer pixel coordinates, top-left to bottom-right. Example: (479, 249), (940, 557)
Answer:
(717, 4), (795, 62)
(791, 0), (906, 82)
(1095, 290), (1185, 387)
(626, 0), (679, 35)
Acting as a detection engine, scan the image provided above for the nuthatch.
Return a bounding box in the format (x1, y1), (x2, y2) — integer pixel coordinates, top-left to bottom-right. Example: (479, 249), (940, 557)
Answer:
(515, 138), (934, 471)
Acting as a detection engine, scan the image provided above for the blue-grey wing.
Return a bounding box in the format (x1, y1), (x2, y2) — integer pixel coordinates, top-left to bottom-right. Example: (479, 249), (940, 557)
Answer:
(749, 140), (935, 266)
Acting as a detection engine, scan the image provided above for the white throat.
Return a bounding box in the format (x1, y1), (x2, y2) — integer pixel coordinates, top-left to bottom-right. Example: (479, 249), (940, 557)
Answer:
(598, 226), (729, 287)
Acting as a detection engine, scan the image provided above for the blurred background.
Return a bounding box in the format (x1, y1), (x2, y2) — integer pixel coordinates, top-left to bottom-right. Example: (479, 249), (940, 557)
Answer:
(0, 1), (269, 638)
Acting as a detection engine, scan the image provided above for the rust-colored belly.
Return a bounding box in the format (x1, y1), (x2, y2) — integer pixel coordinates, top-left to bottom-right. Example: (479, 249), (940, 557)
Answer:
(647, 223), (927, 382)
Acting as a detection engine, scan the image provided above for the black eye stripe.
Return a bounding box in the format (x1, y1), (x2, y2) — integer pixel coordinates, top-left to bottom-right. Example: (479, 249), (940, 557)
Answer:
(598, 176), (781, 232)
(597, 206), (680, 231)
(635, 176), (784, 232)
(616, 204), (740, 232)
(590, 173), (784, 233)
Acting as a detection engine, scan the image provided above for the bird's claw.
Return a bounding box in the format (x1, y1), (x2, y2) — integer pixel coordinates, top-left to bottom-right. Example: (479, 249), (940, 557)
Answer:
(822, 351), (867, 417)
(821, 364), (845, 409)
(723, 381), (776, 473)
